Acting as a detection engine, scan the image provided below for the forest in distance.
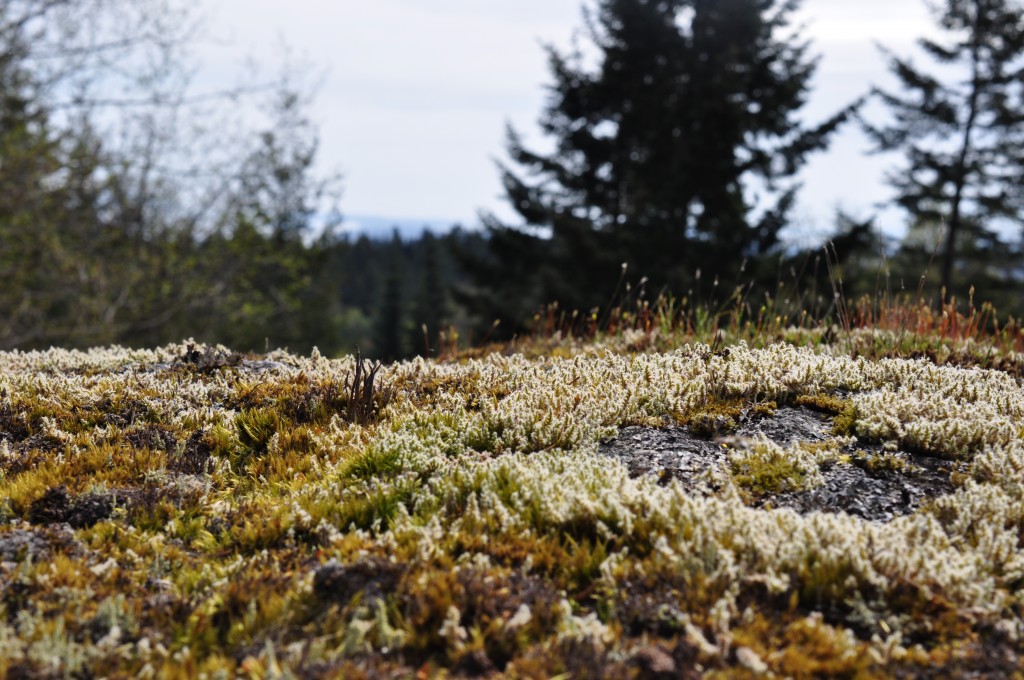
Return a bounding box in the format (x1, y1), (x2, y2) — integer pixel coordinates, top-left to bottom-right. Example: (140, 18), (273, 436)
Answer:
(3, 0), (1024, 360)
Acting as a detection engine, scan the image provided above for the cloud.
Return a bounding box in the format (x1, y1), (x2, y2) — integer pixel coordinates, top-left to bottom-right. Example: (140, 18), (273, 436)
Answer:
(200, 0), (935, 231)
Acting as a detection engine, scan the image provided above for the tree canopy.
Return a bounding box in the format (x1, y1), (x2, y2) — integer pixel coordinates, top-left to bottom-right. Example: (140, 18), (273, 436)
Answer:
(864, 0), (1024, 301)
(460, 0), (858, 334)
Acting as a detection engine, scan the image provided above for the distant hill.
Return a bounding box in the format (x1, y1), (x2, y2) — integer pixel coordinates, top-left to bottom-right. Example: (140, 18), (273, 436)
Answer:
(338, 214), (471, 240)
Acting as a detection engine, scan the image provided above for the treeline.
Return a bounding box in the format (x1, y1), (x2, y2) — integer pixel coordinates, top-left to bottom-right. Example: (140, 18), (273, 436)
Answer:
(461, 0), (1024, 337)
(2, 208), (488, 358)
(0, 0), (488, 359)
(3, 0), (1024, 359)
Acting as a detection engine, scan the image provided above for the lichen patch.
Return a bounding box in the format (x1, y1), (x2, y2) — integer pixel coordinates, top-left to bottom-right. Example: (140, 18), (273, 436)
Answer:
(0, 340), (1022, 676)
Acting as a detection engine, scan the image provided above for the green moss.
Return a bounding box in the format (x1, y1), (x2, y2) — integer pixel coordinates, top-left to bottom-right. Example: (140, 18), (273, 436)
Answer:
(685, 399), (745, 437)
(343, 445), (403, 481)
(235, 408), (281, 457)
(689, 411), (738, 437)
(1, 339), (1021, 677)
(730, 448), (809, 499)
(831, 403), (858, 436)
(848, 449), (910, 473)
(332, 480), (418, 531)
(794, 393), (848, 414)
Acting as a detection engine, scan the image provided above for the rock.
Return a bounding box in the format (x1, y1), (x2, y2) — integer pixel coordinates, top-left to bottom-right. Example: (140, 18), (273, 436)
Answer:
(599, 406), (958, 522)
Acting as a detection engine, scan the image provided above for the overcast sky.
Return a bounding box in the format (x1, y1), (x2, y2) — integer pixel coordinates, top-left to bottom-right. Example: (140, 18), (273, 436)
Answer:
(199, 0), (939, 241)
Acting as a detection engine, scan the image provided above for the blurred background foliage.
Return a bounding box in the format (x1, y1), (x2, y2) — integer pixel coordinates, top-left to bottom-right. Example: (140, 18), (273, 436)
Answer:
(2, 0), (1023, 358)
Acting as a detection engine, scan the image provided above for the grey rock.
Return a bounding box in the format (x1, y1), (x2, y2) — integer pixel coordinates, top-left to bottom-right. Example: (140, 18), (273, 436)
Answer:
(599, 405), (959, 523)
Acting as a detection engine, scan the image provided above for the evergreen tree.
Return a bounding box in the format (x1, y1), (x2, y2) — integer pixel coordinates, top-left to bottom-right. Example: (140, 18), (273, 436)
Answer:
(373, 232), (407, 362)
(192, 83), (344, 353)
(461, 0), (856, 334)
(235, 87), (340, 243)
(0, 0), (356, 351)
(407, 232), (450, 356)
(0, 20), (126, 349)
(0, 26), (63, 348)
(864, 0), (1024, 300)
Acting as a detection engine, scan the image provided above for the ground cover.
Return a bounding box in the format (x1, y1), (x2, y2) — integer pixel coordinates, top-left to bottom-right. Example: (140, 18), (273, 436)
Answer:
(0, 332), (1022, 677)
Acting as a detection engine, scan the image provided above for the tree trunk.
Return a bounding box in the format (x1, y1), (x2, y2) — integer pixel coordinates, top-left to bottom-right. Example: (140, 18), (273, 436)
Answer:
(943, 0), (984, 296)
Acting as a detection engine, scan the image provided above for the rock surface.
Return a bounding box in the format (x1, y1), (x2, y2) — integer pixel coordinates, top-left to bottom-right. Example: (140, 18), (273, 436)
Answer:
(599, 406), (961, 523)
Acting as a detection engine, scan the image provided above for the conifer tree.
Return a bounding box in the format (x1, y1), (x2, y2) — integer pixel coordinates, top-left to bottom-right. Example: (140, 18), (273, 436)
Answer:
(373, 232), (407, 362)
(864, 0), (1024, 299)
(0, 29), (62, 348)
(408, 232), (449, 356)
(461, 0), (855, 334)
(0, 21), (119, 349)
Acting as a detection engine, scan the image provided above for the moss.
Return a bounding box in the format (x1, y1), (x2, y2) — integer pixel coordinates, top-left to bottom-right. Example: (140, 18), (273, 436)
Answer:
(730, 447), (810, 499)
(848, 449), (910, 473)
(235, 407), (281, 459)
(795, 393), (849, 414)
(831, 403), (858, 436)
(685, 399), (745, 438)
(331, 480), (419, 532)
(689, 411), (739, 438)
(0, 340), (1022, 676)
(343, 445), (404, 481)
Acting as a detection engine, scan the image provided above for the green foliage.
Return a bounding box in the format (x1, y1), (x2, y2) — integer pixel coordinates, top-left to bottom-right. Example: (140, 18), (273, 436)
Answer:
(863, 0), (1024, 301)
(407, 232), (451, 357)
(235, 408), (282, 464)
(333, 480), (418, 532)
(460, 0), (859, 336)
(0, 0), (480, 360)
(344, 446), (403, 481)
(0, 0), (480, 358)
(0, 51), (122, 348)
(730, 445), (811, 498)
(374, 233), (408, 362)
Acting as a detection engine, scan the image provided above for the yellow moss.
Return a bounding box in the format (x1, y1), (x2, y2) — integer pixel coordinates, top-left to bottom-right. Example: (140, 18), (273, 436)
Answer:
(849, 449), (909, 473)
(0, 465), (64, 517)
(752, 400), (778, 417)
(730, 447), (809, 499)
(1, 340), (1022, 677)
(731, 610), (880, 678)
(684, 399), (745, 437)
(831, 403), (858, 436)
(794, 392), (849, 414)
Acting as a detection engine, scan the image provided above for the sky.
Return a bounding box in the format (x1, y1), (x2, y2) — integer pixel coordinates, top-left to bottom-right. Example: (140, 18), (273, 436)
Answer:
(198, 0), (940, 242)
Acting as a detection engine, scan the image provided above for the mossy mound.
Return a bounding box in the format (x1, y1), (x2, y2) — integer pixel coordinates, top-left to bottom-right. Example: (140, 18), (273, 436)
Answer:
(0, 340), (1022, 677)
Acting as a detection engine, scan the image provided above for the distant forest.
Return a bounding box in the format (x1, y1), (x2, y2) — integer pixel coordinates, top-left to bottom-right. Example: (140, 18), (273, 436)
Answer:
(3, 0), (1024, 358)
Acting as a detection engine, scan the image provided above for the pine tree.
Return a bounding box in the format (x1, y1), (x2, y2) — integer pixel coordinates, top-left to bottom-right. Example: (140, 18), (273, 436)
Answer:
(461, 0), (856, 334)
(864, 0), (1024, 300)
(0, 31), (61, 348)
(373, 232), (407, 362)
(0, 23), (119, 349)
(408, 232), (449, 356)
(193, 84), (345, 353)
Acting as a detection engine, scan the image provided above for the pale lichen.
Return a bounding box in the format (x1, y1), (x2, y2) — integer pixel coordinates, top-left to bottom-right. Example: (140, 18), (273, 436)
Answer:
(0, 339), (1021, 676)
